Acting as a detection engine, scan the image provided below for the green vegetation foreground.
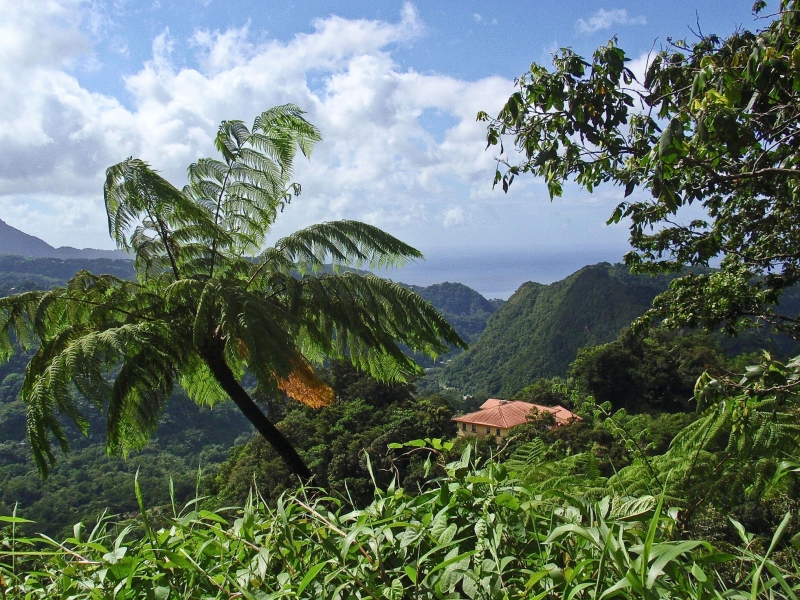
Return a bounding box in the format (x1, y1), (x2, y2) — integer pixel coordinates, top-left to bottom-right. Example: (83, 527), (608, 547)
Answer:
(1, 447), (797, 598)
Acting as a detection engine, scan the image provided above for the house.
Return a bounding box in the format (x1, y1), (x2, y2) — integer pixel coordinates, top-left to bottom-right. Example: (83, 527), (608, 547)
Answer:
(452, 398), (580, 441)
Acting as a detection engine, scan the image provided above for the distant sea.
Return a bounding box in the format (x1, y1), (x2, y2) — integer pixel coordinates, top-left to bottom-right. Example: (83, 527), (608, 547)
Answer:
(379, 246), (630, 300)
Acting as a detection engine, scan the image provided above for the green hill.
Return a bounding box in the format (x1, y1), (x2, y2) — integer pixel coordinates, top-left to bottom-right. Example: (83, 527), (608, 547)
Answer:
(440, 263), (671, 397)
(406, 281), (500, 343)
(440, 263), (800, 398)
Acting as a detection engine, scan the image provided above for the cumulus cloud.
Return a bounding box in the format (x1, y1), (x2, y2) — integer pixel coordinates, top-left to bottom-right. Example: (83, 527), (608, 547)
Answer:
(575, 9), (646, 34)
(0, 0), (520, 250)
(0, 0), (127, 202)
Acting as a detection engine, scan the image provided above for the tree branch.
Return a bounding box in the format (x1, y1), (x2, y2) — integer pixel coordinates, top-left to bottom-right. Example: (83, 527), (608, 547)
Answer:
(715, 167), (800, 181)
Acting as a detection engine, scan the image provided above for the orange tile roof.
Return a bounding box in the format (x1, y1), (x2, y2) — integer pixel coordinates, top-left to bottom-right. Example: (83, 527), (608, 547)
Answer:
(453, 399), (580, 429)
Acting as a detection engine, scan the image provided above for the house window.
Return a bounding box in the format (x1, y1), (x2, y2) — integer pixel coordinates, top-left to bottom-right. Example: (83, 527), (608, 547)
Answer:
(496, 428), (501, 436)
(471, 424), (476, 432)
(486, 427), (491, 434)
(462, 423), (466, 431)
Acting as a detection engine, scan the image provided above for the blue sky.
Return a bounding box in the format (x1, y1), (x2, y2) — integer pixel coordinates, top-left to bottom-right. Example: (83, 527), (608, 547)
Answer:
(0, 0), (761, 297)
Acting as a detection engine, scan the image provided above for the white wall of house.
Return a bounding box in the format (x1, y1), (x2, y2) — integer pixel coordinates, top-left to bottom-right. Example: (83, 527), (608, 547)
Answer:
(455, 422), (507, 442)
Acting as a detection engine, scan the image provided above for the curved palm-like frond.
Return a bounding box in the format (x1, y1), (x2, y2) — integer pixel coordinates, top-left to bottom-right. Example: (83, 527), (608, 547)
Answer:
(604, 391), (800, 515)
(291, 272), (465, 382)
(263, 220), (423, 276)
(105, 159), (217, 280)
(187, 104), (321, 262)
(189, 279), (335, 408)
(0, 272), (195, 474)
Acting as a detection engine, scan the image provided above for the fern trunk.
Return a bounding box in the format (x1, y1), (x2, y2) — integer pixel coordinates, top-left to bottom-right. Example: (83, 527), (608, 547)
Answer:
(200, 345), (311, 479)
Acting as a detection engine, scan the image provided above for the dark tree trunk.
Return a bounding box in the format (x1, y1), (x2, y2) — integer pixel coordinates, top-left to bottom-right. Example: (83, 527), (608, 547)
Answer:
(200, 344), (311, 480)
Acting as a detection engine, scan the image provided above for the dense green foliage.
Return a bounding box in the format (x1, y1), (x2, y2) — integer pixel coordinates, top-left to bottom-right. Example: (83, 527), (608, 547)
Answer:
(0, 392), (248, 538)
(407, 282), (501, 344)
(0, 346), (250, 538)
(211, 363), (454, 508)
(439, 262), (799, 399)
(0, 254), (492, 539)
(6, 6), (800, 596)
(0, 255), (134, 297)
(482, 0), (800, 338)
(570, 329), (729, 412)
(502, 350), (800, 538)
(404, 282), (501, 370)
(441, 264), (668, 397)
(3, 448), (798, 598)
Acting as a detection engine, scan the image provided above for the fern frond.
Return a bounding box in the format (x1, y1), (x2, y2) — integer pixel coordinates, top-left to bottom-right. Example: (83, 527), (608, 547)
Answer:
(269, 220), (424, 272)
(178, 354), (228, 407)
(297, 272), (465, 364)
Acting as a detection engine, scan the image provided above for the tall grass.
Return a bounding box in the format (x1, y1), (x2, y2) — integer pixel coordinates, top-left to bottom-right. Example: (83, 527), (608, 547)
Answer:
(1, 447), (797, 599)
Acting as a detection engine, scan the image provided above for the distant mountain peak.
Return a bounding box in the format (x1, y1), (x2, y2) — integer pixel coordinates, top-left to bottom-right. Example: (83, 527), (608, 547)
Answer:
(0, 218), (56, 257)
(0, 219), (130, 260)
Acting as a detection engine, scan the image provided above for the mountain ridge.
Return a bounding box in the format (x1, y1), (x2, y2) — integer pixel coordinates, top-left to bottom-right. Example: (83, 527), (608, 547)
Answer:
(0, 219), (130, 260)
(440, 263), (672, 397)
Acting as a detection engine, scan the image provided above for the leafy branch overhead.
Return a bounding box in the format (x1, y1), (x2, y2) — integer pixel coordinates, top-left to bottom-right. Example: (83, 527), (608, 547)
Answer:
(480, 0), (800, 337)
(0, 104), (466, 478)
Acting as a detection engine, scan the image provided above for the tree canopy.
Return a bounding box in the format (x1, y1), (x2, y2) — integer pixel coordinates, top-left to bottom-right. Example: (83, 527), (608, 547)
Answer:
(480, 0), (800, 337)
(0, 104), (465, 478)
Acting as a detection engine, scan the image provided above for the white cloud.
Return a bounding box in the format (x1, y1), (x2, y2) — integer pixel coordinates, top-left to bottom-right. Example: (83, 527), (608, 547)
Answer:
(473, 13), (483, 23)
(575, 9), (646, 34)
(0, 0), (514, 250)
(190, 23), (258, 74)
(442, 206), (466, 227)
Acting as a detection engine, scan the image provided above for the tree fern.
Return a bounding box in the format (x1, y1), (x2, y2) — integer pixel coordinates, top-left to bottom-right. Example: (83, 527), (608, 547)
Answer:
(0, 104), (466, 478)
(507, 439), (609, 498)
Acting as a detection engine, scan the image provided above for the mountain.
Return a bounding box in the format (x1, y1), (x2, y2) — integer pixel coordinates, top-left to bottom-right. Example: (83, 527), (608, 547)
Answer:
(0, 219), (130, 260)
(0, 219), (53, 257)
(440, 263), (671, 397)
(407, 282), (501, 344)
(440, 262), (800, 398)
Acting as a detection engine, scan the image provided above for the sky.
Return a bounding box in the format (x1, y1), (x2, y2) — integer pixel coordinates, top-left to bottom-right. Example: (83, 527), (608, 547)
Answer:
(0, 0), (764, 297)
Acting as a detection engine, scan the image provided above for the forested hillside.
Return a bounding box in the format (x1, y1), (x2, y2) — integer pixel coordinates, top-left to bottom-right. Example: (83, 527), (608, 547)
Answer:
(0, 344), (251, 537)
(210, 362), (454, 507)
(440, 263), (800, 398)
(0, 255), (135, 296)
(441, 263), (668, 396)
(0, 381), (250, 537)
(406, 282), (501, 343)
